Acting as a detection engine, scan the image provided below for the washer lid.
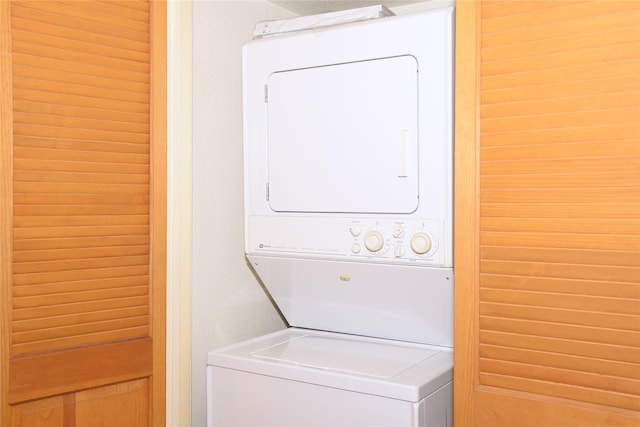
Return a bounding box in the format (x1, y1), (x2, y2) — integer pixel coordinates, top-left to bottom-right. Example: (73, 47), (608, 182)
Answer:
(208, 328), (453, 402)
(250, 333), (439, 378)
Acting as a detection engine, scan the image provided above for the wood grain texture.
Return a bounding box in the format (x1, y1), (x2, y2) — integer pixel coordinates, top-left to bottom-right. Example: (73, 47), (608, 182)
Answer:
(9, 395), (64, 427)
(455, 0), (640, 425)
(8, 337), (152, 404)
(75, 379), (149, 427)
(2, 1), (165, 423)
(1, 1), (14, 425)
(9, 0), (153, 357)
(453, 1), (481, 426)
(150, 2), (167, 425)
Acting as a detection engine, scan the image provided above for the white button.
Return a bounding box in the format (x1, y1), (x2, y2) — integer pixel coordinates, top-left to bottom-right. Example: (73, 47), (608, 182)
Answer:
(393, 226), (405, 238)
(364, 231), (384, 252)
(351, 243), (361, 254)
(411, 232), (432, 255)
(394, 245), (405, 258)
(349, 225), (361, 237)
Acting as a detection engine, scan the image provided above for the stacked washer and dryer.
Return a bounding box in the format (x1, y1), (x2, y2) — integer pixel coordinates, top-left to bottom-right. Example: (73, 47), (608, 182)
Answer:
(207, 6), (455, 427)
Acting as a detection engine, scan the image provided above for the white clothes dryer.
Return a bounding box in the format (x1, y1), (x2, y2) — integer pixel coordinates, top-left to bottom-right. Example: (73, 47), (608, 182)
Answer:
(208, 6), (454, 427)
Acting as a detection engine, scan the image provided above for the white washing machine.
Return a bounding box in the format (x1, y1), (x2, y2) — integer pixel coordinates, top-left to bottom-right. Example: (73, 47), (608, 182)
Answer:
(208, 6), (454, 427)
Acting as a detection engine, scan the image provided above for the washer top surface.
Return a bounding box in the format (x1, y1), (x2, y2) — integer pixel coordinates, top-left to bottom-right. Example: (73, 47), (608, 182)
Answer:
(250, 332), (439, 378)
(207, 328), (453, 402)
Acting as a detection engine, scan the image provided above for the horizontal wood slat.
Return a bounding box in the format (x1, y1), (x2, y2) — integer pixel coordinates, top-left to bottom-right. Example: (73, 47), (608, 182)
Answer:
(11, 3), (149, 43)
(480, 358), (639, 397)
(12, 315), (149, 344)
(480, 330), (639, 365)
(12, 328), (150, 356)
(481, 171), (639, 189)
(12, 286), (149, 309)
(481, 125), (640, 148)
(481, 217), (640, 235)
(13, 145), (149, 163)
(13, 75), (149, 103)
(12, 55), (149, 87)
(14, 204), (150, 217)
(13, 124), (149, 144)
(480, 315), (639, 347)
(9, 1), (152, 357)
(480, 187), (639, 204)
(15, 171), (149, 185)
(14, 215), (149, 227)
(480, 259), (639, 283)
(481, 202), (640, 219)
(13, 234), (149, 250)
(12, 276), (149, 298)
(482, 26), (639, 63)
(12, 306), (149, 332)
(8, 338), (152, 404)
(10, 16), (149, 53)
(480, 288), (639, 315)
(13, 100), (149, 125)
(12, 296), (149, 322)
(13, 159), (149, 176)
(480, 274), (639, 299)
(480, 343), (640, 380)
(480, 231), (639, 251)
(14, 182), (149, 195)
(12, 315), (149, 345)
(481, 140), (638, 161)
(479, 372), (639, 412)
(481, 245), (639, 267)
(14, 110), (150, 133)
(13, 266), (150, 287)
(12, 29), (149, 64)
(481, 303), (639, 332)
(477, 0), (640, 413)
(13, 254), (149, 273)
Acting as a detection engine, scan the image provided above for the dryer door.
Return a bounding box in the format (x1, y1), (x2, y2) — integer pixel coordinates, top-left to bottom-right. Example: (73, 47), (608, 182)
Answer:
(266, 55), (419, 214)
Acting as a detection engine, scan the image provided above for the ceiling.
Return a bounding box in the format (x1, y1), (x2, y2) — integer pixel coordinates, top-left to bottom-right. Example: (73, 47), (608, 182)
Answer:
(271, 0), (428, 15)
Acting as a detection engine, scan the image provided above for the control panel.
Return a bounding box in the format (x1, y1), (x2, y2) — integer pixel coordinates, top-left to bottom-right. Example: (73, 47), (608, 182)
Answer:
(247, 215), (449, 267)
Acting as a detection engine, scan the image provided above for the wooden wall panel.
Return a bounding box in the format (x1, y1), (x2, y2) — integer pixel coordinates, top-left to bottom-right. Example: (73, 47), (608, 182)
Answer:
(478, 0), (640, 413)
(75, 379), (149, 427)
(1, 1), (166, 425)
(9, 396), (64, 427)
(455, 1), (640, 425)
(10, 0), (152, 357)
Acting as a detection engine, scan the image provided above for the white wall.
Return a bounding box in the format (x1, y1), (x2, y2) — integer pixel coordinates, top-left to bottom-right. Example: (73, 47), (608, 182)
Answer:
(191, 2), (294, 426)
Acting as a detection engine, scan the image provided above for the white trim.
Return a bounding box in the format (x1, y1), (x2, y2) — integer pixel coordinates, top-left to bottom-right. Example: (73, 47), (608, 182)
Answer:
(167, 1), (193, 426)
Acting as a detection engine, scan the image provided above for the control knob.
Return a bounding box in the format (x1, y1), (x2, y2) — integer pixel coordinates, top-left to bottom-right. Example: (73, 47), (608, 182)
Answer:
(364, 230), (385, 253)
(410, 232), (432, 255)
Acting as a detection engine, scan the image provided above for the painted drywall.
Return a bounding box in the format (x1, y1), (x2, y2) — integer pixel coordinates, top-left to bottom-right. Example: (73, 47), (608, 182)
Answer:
(191, 1), (294, 426)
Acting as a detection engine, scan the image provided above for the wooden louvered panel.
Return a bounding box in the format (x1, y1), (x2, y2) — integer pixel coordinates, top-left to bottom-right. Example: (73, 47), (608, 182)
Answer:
(10, 0), (152, 358)
(475, 0), (640, 415)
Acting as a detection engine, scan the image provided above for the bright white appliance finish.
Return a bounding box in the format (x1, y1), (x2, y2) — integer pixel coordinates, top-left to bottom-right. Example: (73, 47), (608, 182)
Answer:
(249, 256), (453, 346)
(208, 6), (454, 427)
(266, 55), (419, 214)
(243, 6), (454, 345)
(245, 8), (454, 269)
(208, 328), (453, 427)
